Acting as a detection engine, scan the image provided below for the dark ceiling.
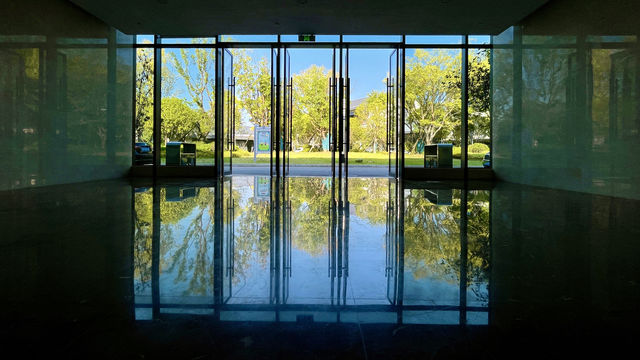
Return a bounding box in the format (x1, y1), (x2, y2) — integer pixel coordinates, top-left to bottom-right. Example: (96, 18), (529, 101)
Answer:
(69, 0), (550, 36)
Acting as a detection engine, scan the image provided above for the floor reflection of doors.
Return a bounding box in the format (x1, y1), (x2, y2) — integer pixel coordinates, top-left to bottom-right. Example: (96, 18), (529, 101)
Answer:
(133, 176), (490, 325)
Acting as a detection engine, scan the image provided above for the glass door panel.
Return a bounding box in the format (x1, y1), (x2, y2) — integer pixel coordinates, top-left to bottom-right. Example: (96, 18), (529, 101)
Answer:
(222, 49), (234, 175)
(270, 48), (280, 177)
(329, 47), (338, 178)
(283, 49), (292, 176)
(397, 47), (405, 178)
(388, 49), (398, 178)
(341, 48), (350, 178)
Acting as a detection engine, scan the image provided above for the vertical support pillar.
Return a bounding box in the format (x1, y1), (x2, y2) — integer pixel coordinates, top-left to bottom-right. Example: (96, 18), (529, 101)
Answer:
(574, 35), (592, 189)
(43, 36), (58, 181)
(512, 26), (523, 176)
(131, 36), (137, 166)
(107, 28), (117, 164)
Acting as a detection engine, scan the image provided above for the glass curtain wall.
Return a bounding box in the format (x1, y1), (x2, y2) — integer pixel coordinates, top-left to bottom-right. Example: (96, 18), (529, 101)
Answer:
(133, 35), (492, 174)
(404, 48), (462, 168)
(134, 36), (154, 166)
(161, 39), (216, 166)
(404, 36), (491, 170)
(134, 37), (217, 168)
(468, 47), (492, 168)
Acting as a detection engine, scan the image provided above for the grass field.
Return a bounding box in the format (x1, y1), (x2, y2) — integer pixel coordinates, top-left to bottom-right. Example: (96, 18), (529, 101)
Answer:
(160, 145), (485, 167)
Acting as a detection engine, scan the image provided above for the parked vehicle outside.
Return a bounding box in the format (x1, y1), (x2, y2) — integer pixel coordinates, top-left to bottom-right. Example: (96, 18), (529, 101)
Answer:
(135, 142), (153, 165)
(482, 152), (491, 168)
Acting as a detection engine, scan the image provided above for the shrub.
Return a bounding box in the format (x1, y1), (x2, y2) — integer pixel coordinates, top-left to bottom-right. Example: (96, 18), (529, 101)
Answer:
(452, 145), (487, 159)
(452, 146), (462, 157)
(232, 148), (251, 158)
(468, 143), (490, 154)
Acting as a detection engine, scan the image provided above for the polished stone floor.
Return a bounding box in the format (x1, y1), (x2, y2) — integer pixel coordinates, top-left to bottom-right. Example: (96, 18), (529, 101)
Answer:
(1, 175), (639, 358)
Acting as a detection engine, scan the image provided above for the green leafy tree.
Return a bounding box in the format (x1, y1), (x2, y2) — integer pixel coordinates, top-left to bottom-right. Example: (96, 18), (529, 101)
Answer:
(133, 189), (153, 294)
(351, 91), (387, 152)
(168, 42), (215, 141)
(292, 65), (331, 150)
(403, 189), (490, 303)
(289, 177), (332, 256)
(135, 44), (177, 143)
(347, 178), (389, 225)
(161, 97), (202, 142)
(234, 50), (271, 127)
(468, 49), (491, 144)
(405, 49), (461, 152)
(135, 47), (153, 142)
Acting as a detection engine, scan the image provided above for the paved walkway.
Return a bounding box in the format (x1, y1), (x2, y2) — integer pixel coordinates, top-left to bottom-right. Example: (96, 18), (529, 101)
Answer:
(232, 165), (391, 177)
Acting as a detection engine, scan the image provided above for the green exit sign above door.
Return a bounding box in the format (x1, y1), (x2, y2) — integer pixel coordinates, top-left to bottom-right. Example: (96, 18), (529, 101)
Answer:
(298, 34), (316, 42)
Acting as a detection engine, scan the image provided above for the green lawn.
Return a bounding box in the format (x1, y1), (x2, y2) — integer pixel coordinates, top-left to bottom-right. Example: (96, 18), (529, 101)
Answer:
(160, 144), (484, 167)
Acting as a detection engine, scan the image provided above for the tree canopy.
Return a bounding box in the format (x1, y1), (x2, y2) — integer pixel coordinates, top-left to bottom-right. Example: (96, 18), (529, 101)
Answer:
(405, 49), (461, 152)
(292, 65), (331, 150)
(351, 91), (387, 153)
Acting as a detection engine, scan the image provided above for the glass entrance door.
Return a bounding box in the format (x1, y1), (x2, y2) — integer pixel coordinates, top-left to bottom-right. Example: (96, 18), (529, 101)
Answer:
(222, 49), (235, 175)
(387, 50), (396, 178)
(328, 47), (350, 179)
(270, 47), (280, 177)
(339, 48), (350, 178)
(283, 49), (292, 176)
(387, 47), (405, 178)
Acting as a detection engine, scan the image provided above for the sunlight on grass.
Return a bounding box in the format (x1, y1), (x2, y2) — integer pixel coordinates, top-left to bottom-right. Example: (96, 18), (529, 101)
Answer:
(160, 145), (484, 167)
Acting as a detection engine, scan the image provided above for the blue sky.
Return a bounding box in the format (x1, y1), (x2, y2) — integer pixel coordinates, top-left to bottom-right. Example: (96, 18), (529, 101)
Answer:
(149, 35), (490, 110)
(288, 48), (392, 100)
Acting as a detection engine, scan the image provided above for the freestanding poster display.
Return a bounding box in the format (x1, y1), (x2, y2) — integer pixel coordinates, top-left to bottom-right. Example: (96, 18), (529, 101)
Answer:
(254, 126), (271, 162)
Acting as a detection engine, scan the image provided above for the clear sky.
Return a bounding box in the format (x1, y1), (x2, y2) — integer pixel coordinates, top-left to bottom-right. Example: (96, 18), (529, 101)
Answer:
(287, 48), (393, 100)
(152, 34), (490, 111)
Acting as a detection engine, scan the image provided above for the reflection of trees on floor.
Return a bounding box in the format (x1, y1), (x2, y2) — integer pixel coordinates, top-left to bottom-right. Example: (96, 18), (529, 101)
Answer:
(132, 177), (491, 322)
(404, 189), (490, 306)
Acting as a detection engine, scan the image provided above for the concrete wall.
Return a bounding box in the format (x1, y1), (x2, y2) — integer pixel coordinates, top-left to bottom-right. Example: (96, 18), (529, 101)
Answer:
(0, 0), (133, 190)
(492, 0), (640, 199)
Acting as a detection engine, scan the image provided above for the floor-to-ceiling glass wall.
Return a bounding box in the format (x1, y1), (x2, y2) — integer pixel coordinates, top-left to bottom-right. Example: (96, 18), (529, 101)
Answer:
(467, 36), (492, 168)
(405, 37), (463, 169)
(161, 38), (216, 167)
(347, 48), (395, 172)
(287, 48), (334, 169)
(134, 35), (155, 167)
(132, 34), (493, 179)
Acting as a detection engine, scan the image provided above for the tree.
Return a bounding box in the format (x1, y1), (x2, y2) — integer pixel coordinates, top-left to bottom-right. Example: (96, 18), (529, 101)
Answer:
(234, 50), (271, 127)
(161, 97), (202, 142)
(135, 47), (153, 142)
(352, 91), (387, 152)
(405, 49), (461, 153)
(292, 65), (331, 150)
(168, 42), (216, 141)
(402, 188), (490, 304)
(135, 44), (177, 143)
(467, 49), (491, 144)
